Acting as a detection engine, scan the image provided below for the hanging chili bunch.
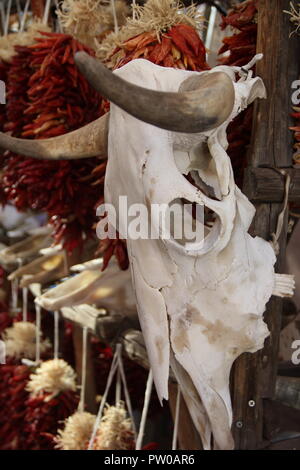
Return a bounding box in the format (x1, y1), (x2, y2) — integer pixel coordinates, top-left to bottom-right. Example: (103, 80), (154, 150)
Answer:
(4, 46), (32, 137)
(219, 0), (257, 67)
(1, 33), (105, 253)
(0, 317), (52, 449)
(112, 24), (209, 71)
(218, 0), (258, 188)
(290, 106), (300, 165)
(96, 0), (209, 270)
(0, 364), (31, 450)
(0, 59), (11, 204)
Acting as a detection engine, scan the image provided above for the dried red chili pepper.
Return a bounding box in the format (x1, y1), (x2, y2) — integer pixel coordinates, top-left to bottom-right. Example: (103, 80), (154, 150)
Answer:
(218, 0), (258, 188)
(114, 23), (209, 72)
(1, 35), (104, 253)
(23, 390), (79, 450)
(0, 364), (30, 449)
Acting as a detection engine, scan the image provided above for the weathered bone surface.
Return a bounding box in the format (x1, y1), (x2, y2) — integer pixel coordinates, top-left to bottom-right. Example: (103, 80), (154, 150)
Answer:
(35, 260), (136, 317)
(70, 258), (103, 272)
(99, 59), (294, 450)
(8, 250), (69, 288)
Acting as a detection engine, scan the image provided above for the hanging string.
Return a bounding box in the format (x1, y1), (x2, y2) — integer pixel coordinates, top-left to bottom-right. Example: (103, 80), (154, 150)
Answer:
(88, 348), (119, 450)
(11, 278), (19, 312)
(4, 0), (12, 35)
(53, 0), (62, 33)
(20, 0), (30, 32)
(115, 368), (121, 405)
(132, 0), (136, 19)
(116, 345), (137, 437)
(35, 304), (41, 364)
(110, 0), (119, 33)
(135, 369), (153, 450)
(172, 385), (181, 450)
(43, 0), (52, 25)
(78, 326), (88, 413)
(15, 0), (21, 27)
(22, 287), (28, 322)
(53, 310), (60, 359)
(11, 258), (22, 312)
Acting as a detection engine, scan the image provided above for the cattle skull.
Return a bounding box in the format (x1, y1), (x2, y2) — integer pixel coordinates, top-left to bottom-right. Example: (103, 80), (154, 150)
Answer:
(8, 249), (69, 287)
(35, 259), (136, 316)
(0, 54), (295, 450)
(0, 226), (53, 270)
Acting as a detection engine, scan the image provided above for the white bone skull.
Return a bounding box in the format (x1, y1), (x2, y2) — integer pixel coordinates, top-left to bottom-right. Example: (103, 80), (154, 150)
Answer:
(0, 52), (295, 450)
(36, 259), (136, 316)
(104, 59), (294, 450)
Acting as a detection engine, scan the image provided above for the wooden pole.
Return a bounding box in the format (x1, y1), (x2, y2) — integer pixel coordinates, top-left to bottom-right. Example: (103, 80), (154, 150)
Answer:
(169, 383), (202, 450)
(232, 0), (300, 450)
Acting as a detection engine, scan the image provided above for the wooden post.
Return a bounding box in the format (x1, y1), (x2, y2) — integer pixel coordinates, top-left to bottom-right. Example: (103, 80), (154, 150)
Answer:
(232, 0), (300, 449)
(168, 383), (202, 450)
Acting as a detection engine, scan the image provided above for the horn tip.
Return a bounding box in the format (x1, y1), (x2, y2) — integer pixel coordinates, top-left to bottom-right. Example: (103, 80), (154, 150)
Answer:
(74, 50), (88, 64)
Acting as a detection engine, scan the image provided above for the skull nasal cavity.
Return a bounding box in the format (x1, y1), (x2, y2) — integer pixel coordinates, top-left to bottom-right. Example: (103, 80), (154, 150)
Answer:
(174, 140), (222, 201)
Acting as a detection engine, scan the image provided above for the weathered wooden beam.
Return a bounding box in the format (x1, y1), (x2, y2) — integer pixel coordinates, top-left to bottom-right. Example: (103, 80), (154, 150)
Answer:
(244, 167), (300, 203)
(232, 0), (300, 450)
(278, 361), (300, 378)
(263, 399), (300, 441)
(265, 436), (300, 450)
(275, 376), (300, 410)
(249, 2), (298, 168)
(169, 383), (203, 450)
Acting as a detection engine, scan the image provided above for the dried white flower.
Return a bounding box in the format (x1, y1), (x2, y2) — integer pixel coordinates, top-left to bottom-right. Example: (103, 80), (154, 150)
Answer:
(0, 22), (51, 62)
(2, 321), (50, 359)
(55, 411), (96, 450)
(57, 0), (129, 48)
(93, 402), (134, 450)
(27, 359), (77, 399)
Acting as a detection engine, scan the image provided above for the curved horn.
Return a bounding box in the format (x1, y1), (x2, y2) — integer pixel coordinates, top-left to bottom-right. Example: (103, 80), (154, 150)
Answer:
(74, 52), (235, 134)
(0, 114), (108, 160)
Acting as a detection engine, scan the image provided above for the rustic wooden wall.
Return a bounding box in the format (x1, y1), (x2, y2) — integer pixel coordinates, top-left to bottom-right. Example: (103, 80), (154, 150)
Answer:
(232, 0), (300, 450)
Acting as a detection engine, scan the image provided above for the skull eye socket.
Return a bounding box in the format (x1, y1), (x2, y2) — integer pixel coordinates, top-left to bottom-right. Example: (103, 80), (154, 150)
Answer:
(168, 139), (224, 252)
